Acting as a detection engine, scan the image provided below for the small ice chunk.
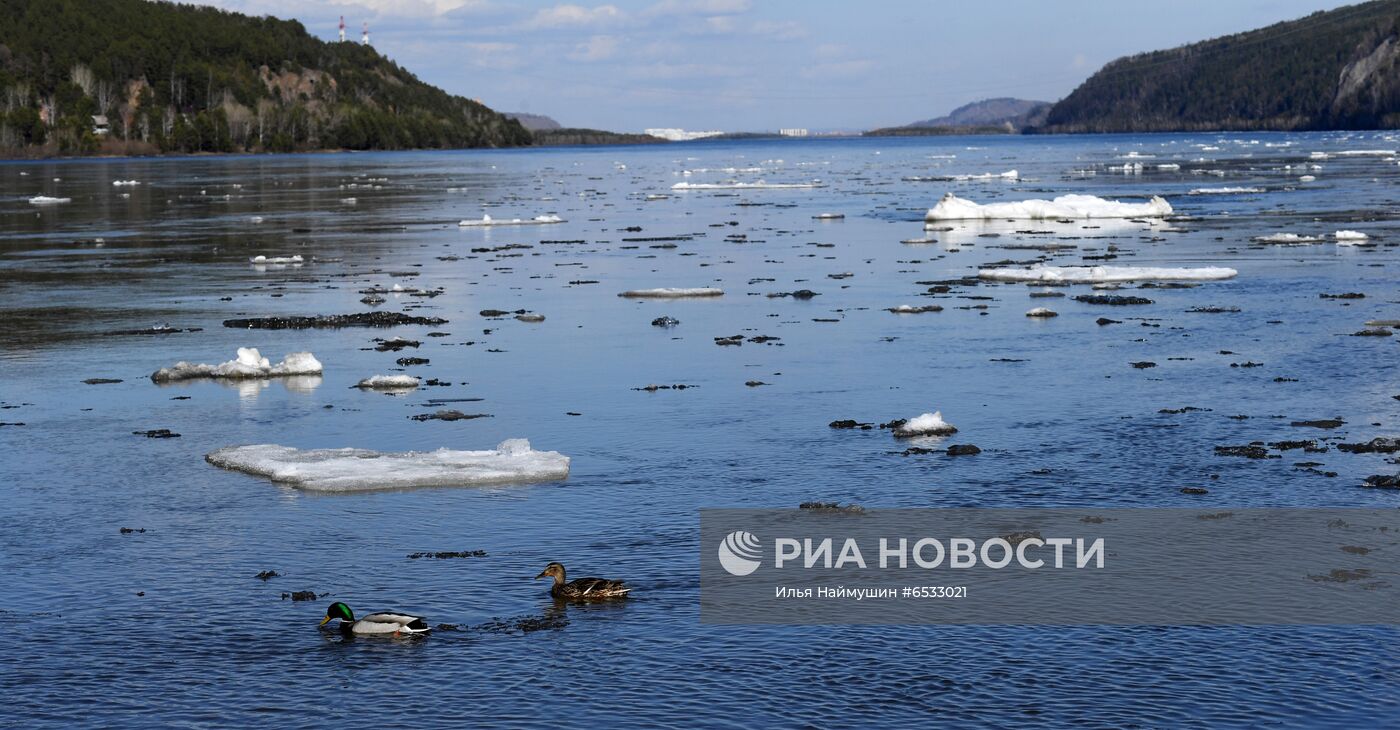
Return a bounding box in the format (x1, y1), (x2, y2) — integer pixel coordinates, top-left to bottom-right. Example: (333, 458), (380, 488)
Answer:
(458, 214), (563, 227)
(1253, 233), (1323, 244)
(205, 438), (570, 491)
(671, 181), (822, 190)
(28, 196), (71, 205)
(355, 375), (421, 390)
(249, 254), (304, 264)
(925, 192), (1171, 221)
(619, 288), (724, 298)
(978, 265), (1237, 283)
(893, 412), (958, 438)
(1334, 230), (1369, 241)
(1187, 187), (1264, 195)
(112, 180), (140, 186)
(1026, 307), (1058, 317)
(151, 348), (323, 382)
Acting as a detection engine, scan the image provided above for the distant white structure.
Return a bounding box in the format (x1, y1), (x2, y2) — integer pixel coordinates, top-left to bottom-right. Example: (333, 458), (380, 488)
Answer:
(339, 16), (346, 42)
(779, 128), (809, 137)
(362, 22), (370, 46)
(645, 128), (724, 142)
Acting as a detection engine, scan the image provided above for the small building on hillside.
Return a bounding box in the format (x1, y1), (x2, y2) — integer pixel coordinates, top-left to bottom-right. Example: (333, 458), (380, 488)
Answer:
(92, 115), (110, 136)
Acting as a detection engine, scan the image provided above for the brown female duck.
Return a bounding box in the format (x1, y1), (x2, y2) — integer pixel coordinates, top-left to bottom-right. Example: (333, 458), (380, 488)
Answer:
(535, 562), (631, 601)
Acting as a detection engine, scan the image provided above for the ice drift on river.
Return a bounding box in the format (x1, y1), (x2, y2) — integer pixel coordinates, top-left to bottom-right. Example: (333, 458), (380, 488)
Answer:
(355, 375), (421, 389)
(924, 192), (1171, 221)
(458, 214), (563, 227)
(978, 265), (1237, 283)
(28, 196), (71, 205)
(1334, 230), (1369, 243)
(671, 181), (822, 190)
(205, 438), (570, 491)
(151, 347), (322, 382)
(249, 255), (304, 264)
(619, 287), (724, 298)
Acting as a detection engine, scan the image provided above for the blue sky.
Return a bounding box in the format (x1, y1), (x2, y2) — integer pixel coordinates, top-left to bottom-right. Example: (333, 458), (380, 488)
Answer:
(196, 0), (1358, 131)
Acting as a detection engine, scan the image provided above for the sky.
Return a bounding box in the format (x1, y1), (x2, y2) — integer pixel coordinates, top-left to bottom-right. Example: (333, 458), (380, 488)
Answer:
(194, 0), (1359, 131)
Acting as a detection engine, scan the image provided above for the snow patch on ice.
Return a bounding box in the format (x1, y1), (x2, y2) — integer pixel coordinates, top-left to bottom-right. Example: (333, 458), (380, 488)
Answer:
(205, 438), (570, 492)
(925, 193), (1171, 221)
(619, 287), (724, 298)
(151, 348), (323, 383)
(979, 265), (1237, 283)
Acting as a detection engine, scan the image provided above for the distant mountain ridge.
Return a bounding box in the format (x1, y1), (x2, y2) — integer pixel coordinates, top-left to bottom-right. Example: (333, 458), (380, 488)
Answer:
(1041, 0), (1400, 132)
(0, 0), (529, 156)
(904, 98), (1051, 130)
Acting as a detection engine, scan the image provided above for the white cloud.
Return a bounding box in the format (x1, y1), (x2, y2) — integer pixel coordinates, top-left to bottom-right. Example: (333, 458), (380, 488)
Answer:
(643, 0), (750, 16)
(800, 59), (875, 80)
(524, 4), (624, 29)
(569, 35), (620, 61)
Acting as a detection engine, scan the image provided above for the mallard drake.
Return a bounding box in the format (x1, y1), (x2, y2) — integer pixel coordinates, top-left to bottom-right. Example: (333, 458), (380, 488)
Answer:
(535, 562), (630, 601)
(319, 601), (430, 636)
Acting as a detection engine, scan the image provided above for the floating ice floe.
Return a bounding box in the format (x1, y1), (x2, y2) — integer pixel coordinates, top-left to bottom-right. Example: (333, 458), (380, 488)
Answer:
(813, 213), (845, 219)
(893, 412), (957, 438)
(1335, 230), (1369, 244)
(112, 180), (140, 187)
(924, 192), (1172, 221)
(151, 347), (323, 382)
(249, 255), (304, 264)
(1253, 233), (1323, 244)
(906, 170), (1019, 182)
(1187, 187), (1264, 195)
(1299, 175), (1316, 182)
(619, 287), (724, 298)
(458, 214), (564, 227)
(1156, 163), (1181, 170)
(355, 375), (420, 390)
(670, 181), (822, 190)
(28, 196), (71, 205)
(978, 265), (1238, 284)
(1026, 307), (1058, 317)
(206, 438), (569, 492)
(1335, 150), (1396, 156)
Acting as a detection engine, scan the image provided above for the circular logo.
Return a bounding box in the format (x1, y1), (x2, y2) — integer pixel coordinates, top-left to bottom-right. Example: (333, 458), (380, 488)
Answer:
(718, 530), (762, 576)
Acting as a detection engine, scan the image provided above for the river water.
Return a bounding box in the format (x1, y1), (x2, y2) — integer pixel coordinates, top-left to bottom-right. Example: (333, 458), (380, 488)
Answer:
(2, 133), (1398, 727)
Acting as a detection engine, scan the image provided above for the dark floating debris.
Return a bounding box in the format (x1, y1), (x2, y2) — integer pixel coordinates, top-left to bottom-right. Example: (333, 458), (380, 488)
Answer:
(83, 378), (123, 385)
(472, 613), (569, 635)
(1131, 361), (1157, 369)
(119, 527), (146, 534)
(410, 410), (492, 422)
(224, 312), (448, 329)
(766, 289), (820, 299)
(1188, 306), (1240, 313)
(1095, 317), (1121, 326)
(651, 316), (680, 327)
(634, 384), (696, 392)
(374, 337), (420, 352)
(946, 444), (982, 456)
(1159, 407), (1210, 414)
(799, 502), (865, 514)
(1214, 445), (1277, 459)
(1074, 295), (1154, 306)
(133, 429), (180, 438)
(256, 570), (280, 581)
(1319, 292), (1365, 300)
(1351, 328), (1392, 337)
(1363, 475), (1400, 489)
(1338, 438), (1400, 454)
(745, 380), (768, 387)
(281, 591), (325, 601)
(407, 550), (488, 559)
(1180, 487), (1210, 495)
(1291, 419), (1345, 429)
(396, 357), (430, 366)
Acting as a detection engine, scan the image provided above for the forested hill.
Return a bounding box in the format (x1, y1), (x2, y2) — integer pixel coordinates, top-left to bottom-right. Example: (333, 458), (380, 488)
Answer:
(0, 0), (530, 156)
(1041, 0), (1400, 133)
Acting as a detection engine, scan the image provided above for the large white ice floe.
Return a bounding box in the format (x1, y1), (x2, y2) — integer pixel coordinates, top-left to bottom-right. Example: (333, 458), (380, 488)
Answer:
(1334, 230), (1369, 243)
(355, 374), (421, 390)
(924, 192), (1172, 221)
(618, 287), (724, 298)
(151, 347), (323, 382)
(671, 181), (822, 190)
(28, 195), (71, 205)
(457, 214), (563, 227)
(205, 438), (570, 492)
(978, 265), (1238, 284)
(1335, 149), (1395, 156)
(893, 412), (958, 438)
